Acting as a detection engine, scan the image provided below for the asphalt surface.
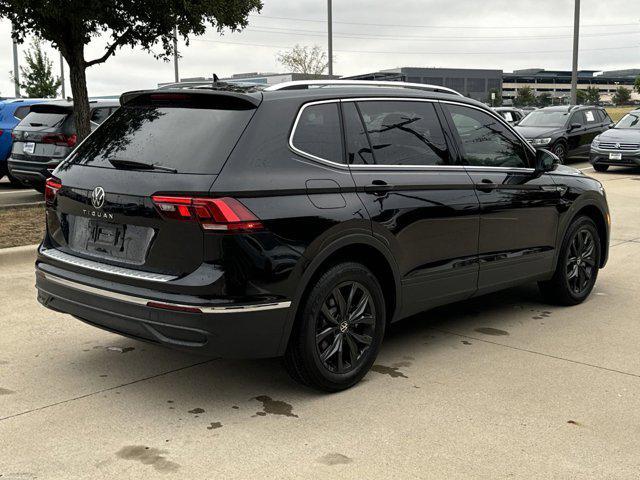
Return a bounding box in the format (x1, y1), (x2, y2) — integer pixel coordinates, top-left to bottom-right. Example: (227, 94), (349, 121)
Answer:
(0, 177), (43, 208)
(1, 161), (640, 479)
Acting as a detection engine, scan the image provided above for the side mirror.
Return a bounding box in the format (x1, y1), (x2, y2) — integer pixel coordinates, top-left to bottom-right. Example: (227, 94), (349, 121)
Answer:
(569, 123), (582, 131)
(608, 122), (615, 129)
(535, 149), (558, 173)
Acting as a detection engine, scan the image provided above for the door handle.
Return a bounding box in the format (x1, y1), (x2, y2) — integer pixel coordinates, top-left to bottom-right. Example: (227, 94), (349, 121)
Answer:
(476, 179), (497, 192)
(364, 180), (394, 195)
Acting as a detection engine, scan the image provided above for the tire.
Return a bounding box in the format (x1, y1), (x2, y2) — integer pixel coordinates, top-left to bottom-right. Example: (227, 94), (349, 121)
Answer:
(7, 172), (26, 188)
(538, 216), (601, 306)
(284, 262), (386, 392)
(593, 164), (609, 172)
(551, 141), (567, 164)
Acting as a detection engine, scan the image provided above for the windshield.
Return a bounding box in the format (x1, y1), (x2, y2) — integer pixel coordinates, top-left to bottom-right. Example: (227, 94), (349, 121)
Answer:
(518, 110), (569, 128)
(65, 104), (255, 174)
(615, 112), (640, 129)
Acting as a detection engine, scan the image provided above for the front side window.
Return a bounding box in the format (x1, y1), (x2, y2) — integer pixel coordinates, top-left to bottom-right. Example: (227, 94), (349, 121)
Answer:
(445, 104), (529, 169)
(291, 103), (343, 163)
(356, 100), (449, 166)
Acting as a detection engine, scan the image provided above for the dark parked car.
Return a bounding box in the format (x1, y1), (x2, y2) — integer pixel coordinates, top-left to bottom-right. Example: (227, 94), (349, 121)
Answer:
(590, 109), (640, 171)
(8, 100), (119, 192)
(35, 81), (610, 391)
(492, 106), (527, 125)
(515, 105), (613, 163)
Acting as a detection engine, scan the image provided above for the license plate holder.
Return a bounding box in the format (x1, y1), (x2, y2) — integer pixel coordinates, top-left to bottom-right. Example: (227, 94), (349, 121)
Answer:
(609, 152), (622, 161)
(23, 142), (35, 155)
(89, 221), (124, 249)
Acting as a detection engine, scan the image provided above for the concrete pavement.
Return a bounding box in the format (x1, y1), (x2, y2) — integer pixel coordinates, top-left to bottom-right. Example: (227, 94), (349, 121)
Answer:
(0, 177), (42, 209)
(1, 164), (640, 479)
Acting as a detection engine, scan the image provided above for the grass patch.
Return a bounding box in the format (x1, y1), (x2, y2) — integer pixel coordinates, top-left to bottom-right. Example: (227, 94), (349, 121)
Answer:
(606, 106), (635, 123)
(0, 205), (45, 249)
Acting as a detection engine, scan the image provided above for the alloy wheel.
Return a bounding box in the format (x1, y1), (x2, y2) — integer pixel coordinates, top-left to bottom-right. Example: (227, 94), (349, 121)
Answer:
(566, 228), (597, 295)
(553, 143), (566, 163)
(315, 281), (376, 374)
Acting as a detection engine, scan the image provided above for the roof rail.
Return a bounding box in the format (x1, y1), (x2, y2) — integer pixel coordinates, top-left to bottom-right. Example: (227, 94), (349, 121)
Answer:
(264, 80), (464, 97)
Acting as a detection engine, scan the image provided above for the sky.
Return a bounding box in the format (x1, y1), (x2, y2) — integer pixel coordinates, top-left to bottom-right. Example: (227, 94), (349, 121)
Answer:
(0, 0), (638, 97)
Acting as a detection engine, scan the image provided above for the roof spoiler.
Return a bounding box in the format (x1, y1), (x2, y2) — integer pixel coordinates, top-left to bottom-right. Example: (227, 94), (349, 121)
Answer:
(120, 89), (262, 108)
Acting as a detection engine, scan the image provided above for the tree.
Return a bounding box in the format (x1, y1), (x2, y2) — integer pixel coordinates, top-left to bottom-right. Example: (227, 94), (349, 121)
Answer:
(612, 86), (632, 106)
(487, 88), (502, 107)
(276, 45), (328, 75)
(634, 76), (640, 95)
(10, 38), (61, 98)
(1, 0), (262, 140)
(576, 89), (587, 105)
(513, 86), (536, 107)
(584, 86), (600, 105)
(536, 92), (552, 107)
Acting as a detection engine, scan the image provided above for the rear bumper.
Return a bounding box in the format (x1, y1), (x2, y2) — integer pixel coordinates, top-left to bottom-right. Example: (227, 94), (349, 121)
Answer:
(7, 156), (58, 184)
(35, 267), (292, 359)
(589, 150), (640, 167)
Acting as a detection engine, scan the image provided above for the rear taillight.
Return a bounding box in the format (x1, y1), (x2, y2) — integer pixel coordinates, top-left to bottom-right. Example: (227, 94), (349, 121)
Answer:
(151, 195), (263, 232)
(42, 133), (77, 147)
(10, 131), (16, 140)
(44, 177), (62, 205)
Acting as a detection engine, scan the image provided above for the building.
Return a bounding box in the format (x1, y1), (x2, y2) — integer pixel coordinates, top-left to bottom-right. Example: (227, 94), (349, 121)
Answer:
(343, 67), (503, 102)
(159, 72), (339, 88)
(502, 69), (639, 104)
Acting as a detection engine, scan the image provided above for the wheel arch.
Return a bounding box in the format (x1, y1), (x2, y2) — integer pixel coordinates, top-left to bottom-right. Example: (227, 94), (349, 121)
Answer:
(560, 200), (609, 268)
(276, 234), (402, 355)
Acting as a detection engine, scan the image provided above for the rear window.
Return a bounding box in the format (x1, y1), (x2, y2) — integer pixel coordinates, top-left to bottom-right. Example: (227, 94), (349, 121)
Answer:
(14, 106), (30, 120)
(20, 111), (68, 128)
(67, 104), (255, 174)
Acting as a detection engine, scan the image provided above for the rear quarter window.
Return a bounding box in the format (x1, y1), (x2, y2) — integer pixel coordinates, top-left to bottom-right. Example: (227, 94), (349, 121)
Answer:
(66, 104), (256, 174)
(291, 103), (343, 163)
(14, 106), (30, 120)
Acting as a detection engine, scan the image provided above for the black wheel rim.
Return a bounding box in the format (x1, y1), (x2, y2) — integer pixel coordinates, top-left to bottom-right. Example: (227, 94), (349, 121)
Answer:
(315, 281), (376, 374)
(554, 144), (566, 162)
(566, 228), (597, 295)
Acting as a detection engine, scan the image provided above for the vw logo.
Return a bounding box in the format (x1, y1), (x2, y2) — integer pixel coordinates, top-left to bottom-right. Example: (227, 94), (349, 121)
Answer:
(615, 143), (621, 149)
(339, 321), (349, 333)
(91, 186), (105, 209)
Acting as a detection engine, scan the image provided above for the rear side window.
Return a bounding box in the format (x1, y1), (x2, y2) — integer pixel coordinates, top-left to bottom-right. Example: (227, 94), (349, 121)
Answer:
(67, 104), (255, 174)
(583, 109), (598, 124)
(445, 104), (529, 169)
(291, 103), (343, 163)
(20, 111), (68, 128)
(14, 106), (30, 120)
(91, 107), (111, 124)
(356, 100), (449, 166)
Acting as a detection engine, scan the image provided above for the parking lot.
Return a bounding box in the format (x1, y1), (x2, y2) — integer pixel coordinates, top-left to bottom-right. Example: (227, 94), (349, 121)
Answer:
(1, 161), (640, 479)
(0, 177), (42, 209)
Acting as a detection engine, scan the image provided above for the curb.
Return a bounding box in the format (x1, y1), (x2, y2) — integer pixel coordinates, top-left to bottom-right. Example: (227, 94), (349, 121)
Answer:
(0, 243), (39, 268)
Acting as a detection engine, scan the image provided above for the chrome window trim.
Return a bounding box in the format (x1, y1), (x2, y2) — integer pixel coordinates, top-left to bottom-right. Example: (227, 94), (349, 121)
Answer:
(266, 80), (463, 97)
(40, 271), (292, 314)
(288, 97), (536, 173)
(41, 248), (177, 283)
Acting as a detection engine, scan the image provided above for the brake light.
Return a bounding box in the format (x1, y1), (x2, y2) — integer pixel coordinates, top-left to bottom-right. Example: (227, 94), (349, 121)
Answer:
(151, 195), (263, 232)
(42, 133), (77, 147)
(44, 177), (62, 205)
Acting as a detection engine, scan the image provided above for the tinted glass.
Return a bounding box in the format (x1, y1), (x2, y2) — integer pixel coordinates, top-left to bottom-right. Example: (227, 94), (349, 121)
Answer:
(91, 107), (111, 124)
(343, 102), (375, 165)
(66, 105), (255, 174)
(446, 104), (529, 168)
(20, 111), (68, 128)
(583, 109), (598, 124)
(615, 111), (640, 129)
(14, 106), (30, 120)
(519, 110), (570, 127)
(357, 101), (449, 166)
(292, 103), (342, 163)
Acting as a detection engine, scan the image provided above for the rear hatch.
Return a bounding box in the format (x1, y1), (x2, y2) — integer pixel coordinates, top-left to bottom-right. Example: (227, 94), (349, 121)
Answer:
(45, 91), (261, 279)
(11, 103), (76, 162)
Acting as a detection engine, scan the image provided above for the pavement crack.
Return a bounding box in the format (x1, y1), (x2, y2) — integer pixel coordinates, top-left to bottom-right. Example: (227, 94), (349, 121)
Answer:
(0, 358), (217, 423)
(431, 328), (640, 380)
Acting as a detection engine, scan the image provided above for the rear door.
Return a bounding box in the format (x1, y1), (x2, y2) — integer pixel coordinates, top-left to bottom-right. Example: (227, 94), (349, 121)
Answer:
(441, 102), (561, 294)
(567, 110), (587, 156)
(46, 92), (259, 279)
(343, 98), (480, 317)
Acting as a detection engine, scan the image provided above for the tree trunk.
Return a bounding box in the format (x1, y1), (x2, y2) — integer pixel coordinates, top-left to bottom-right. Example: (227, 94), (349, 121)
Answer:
(66, 53), (91, 141)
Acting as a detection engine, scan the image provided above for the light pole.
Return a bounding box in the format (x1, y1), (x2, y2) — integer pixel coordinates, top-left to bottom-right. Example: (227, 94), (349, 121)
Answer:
(12, 28), (20, 98)
(173, 25), (179, 83)
(327, 0), (333, 76)
(60, 52), (66, 99)
(570, 0), (580, 105)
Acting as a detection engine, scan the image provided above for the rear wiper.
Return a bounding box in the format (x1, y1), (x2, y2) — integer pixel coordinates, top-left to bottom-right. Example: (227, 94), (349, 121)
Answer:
(108, 158), (177, 173)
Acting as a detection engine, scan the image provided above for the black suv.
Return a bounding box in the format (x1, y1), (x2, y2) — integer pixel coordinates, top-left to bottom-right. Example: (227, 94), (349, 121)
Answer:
(35, 81), (610, 391)
(8, 100), (119, 192)
(515, 105), (613, 163)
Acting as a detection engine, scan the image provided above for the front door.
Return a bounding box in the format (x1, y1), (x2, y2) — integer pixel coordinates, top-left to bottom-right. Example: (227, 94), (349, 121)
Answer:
(342, 98), (480, 318)
(441, 102), (562, 294)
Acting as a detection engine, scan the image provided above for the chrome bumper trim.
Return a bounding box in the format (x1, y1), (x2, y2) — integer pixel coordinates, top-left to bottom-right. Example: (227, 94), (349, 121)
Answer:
(39, 271), (291, 314)
(41, 248), (176, 283)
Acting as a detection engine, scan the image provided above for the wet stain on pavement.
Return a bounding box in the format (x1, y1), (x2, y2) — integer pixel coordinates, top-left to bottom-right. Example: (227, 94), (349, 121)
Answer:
(567, 420), (583, 427)
(317, 453), (353, 466)
(371, 364), (408, 379)
(461, 340), (472, 345)
(0, 387), (16, 395)
(0, 360), (9, 365)
(207, 422), (223, 430)
(254, 395), (298, 418)
(474, 327), (509, 336)
(115, 445), (180, 473)
(532, 310), (552, 320)
(188, 408), (205, 415)
(232, 405), (239, 409)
